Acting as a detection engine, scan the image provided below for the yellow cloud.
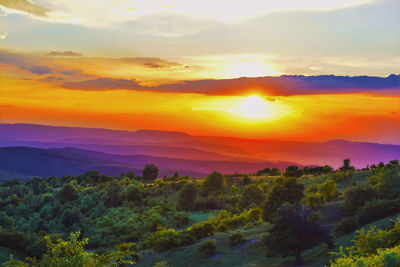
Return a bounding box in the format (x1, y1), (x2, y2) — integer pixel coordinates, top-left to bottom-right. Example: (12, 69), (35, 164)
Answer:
(0, 0), (50, 17)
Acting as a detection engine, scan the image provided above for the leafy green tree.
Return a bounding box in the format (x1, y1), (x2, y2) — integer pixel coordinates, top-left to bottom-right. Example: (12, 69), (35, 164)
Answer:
(241, 184), (265, 207)
(377, 168), (400, 199)
(203, 171), (226, 194)
(269, 168), (281, 176)
(320, 179), (339, 202)
(263, 205), (332, 263)
(122, 182), (143, 202)
(59, 184), (78, 204)
(304, 192), (323, 210)
(262, 177), (304, 221)
(284, 165), (302, 177)
(126, 171), (135, 179)
(343, 184), (377, 214)
(104, 180), (122, 207)
(177, 183), (198, 211)
(0, 211), (14, 231)
(340, 158), (355, 171)
(143, 164), (159, 180)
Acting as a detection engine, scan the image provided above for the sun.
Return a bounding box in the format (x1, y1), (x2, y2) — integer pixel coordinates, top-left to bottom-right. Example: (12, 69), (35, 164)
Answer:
(235, 95), (271, 119)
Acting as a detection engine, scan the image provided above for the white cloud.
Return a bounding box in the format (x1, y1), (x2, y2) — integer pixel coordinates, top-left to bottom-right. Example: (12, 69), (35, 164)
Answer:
(1, 0), (376, 27)
(0, 31), (7, 40)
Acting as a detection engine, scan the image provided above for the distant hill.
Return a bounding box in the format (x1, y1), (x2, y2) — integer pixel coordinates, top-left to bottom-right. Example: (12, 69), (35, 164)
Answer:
(0, 146), (295, 181)
(1, 123), (399, 180)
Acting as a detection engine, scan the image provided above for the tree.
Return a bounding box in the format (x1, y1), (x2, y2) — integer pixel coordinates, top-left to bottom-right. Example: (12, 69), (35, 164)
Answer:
(340, 158), (355, 171)
(126, 171), (135, 179)
(284, 166), (302, 177)
(203, 171), (226, 194)
(241, 184), (265, 207)
(177, 183), (199, 211)
(241, 174), (251, 185)
(320, 179), (339, 202)
(59, 184), (78, 204)
(143, 164), (159, 180)
(104, 180), (122, 207)
(343, 184), (377, 214)
(263, 205), (332, 263)
(262, 177), (304, 221)
(304, 192), (324, 210)
(269, 168), (281, 176)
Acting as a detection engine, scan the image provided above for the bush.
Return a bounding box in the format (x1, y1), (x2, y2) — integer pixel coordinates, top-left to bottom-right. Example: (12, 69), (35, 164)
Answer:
(203, 171), (226, 194)
(343, 184), (377, 214)
(145, 226), (178, 252)
(229, 232), (245, 247)
(334, 216), (359, 236)
(304, 192), (324, 210)
(358, 198), (400, 225)
(262, 177), (304, 221)
(241, 184), (265, 207)
(177, 183), (198, 211)
(187, 221), (216, 239)
(197, 239), (217, 255)
(284, 165), (302, 177)
(330, 218), (400, 266)
(59, 184), (77, 204)
(3, 231), (137, 267)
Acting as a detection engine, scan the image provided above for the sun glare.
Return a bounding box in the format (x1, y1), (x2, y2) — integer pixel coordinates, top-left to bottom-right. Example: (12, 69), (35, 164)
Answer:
(234, 95), (271, 119)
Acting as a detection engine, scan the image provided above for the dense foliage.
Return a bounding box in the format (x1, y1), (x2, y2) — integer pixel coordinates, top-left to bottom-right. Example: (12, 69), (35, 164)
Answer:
(0, 159), (399, 266)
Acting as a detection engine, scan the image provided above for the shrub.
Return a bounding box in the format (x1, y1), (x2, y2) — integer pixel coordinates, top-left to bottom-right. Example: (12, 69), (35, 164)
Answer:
(203, 171), (226, 194)
(241, 184), (265, 207)
(145, 226), (178, 252)
(3, 231), (136, 267)
(177, 183), (198, 211)
(262, 177), (304, 221)
(304, 192), (324, 210)
(320, 179), (339, 202)
(197, 239), (217, 255)
(343, 184), (377, 214)
(187, 221), (216, 239)
(358, 198), (400, 225)
(334, 216), (359, 236)
(330, 245), (400, 267)
(284, 165), (302, 177)
(59, 184), (77, 204)
(170, 211), (190, 228)
(229, 232), (245, 247)
(330, 219), (400, 266)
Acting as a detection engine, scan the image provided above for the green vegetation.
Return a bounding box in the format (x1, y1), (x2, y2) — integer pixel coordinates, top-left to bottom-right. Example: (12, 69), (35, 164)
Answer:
(0, 159), (399, 266)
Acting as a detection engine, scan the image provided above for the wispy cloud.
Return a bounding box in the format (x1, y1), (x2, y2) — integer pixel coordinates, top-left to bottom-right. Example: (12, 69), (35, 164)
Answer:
(46, 51), (82, 57)
(21, 65), (52, 74)
(62, 75), (400, 96)
(0, 0), (50, 17)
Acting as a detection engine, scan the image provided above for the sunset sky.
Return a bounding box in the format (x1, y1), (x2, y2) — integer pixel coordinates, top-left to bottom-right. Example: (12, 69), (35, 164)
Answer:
(0, 0), (399, 144)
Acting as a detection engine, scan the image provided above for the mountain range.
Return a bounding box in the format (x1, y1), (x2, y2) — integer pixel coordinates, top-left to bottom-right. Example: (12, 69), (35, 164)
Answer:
(0, 123), (399, 180)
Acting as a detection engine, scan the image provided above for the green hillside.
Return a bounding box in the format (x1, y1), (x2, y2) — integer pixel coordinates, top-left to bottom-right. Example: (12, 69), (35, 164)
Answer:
(1, 160), (399, 266)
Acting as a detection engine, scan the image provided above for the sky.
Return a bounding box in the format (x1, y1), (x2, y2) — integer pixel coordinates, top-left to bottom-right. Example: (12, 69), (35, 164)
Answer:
(0, 0), (399, 144)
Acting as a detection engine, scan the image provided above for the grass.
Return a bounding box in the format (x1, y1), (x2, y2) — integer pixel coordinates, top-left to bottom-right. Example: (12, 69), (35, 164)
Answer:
(189, 211), (216, 224)
(136, 208), (400, 267)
